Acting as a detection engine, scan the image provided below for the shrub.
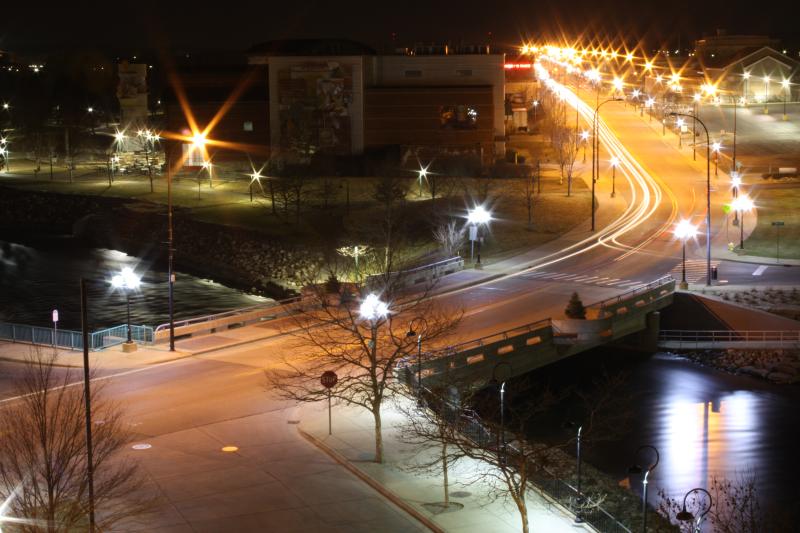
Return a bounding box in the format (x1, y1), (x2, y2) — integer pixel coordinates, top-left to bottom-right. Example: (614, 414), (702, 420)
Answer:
(565, 292), (587, 319)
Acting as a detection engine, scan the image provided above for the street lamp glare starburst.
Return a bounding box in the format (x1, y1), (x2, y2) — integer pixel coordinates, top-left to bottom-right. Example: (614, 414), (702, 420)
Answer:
(359, 293), (389, 322)
(673, 219), (698, 240)
(110, 266), (141, 290)
(467, 205), (492, 225)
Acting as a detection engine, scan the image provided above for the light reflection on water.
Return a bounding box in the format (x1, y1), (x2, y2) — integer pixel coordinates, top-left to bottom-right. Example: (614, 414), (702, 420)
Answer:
(0, 240), (269, 329)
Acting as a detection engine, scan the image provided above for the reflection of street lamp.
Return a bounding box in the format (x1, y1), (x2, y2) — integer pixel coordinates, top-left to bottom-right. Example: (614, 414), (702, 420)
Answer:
(676, 487), (712, 533)
(406, 317), (428, 396)
(731, 194), (755, 249)
(628, 444), (660, 533)
(674, 219), (698, 289)
(110, 267), (141, 345)
(467, 205), (492, 265)
(609, 156), (619, 198)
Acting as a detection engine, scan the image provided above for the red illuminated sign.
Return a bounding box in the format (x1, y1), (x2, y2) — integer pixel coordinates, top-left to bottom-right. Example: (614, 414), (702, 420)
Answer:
(504, 63), (533, 69)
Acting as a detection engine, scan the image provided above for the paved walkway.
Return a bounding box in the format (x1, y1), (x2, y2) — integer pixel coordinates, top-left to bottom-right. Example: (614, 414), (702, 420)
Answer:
(297, 397), (588, 533)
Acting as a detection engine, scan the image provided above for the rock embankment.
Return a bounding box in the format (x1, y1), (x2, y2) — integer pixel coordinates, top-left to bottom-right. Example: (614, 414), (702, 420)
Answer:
(682, 348), (800, 384)
(0, 186), (321, 299)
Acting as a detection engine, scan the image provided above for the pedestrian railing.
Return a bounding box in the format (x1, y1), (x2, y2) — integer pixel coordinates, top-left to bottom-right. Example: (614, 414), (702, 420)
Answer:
(659, 329), (800, 349)
(0, 321), (154, 352)
(396, 372), (632, 533)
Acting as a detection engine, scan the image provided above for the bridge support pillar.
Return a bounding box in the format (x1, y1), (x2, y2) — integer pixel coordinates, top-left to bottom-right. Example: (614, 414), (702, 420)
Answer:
(639, 311), (660, 352)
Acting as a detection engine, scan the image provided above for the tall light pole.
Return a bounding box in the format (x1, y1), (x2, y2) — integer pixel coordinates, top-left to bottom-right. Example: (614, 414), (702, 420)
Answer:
(110, 266), (141, 346)
(359, 293), (389, 403)
(743, 71), (751, 104)
(628, 444), (659, 533)
(669, 112), (712, 286)
(580, 130), (589, 163)
(592, 97), (623, 231)
(674, 219), (698, 290)
(731, 173), (742, 226)
(692, 93), (701, 161)
(166, 146), (175, 351)
(676, 118), (685, 148)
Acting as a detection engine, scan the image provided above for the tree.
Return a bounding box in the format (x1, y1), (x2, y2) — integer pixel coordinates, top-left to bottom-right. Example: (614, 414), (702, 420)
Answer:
(432, 220), (466, 259)
(268, 267), (462, 463)
(523, 167), (537, 228)
(0, 348), (151, 532)
(565, 292), (587, 319)
(372, 176), (409, 271)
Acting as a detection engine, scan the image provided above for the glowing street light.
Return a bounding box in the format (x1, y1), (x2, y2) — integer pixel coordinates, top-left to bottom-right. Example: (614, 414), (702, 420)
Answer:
(676, 118), (685, 148)
(416, 164), (429, 197)
(673, 219), (698, 289)
(248, 169), (263, 203)
(359, 293), (389, 322)
(781, 78), (791, 120)
(609, 156), (620, 198)
(711, 141), (722, 176)
(467, 205), (492, 264)
(730, 194), (755, 249)
(110, 266), (141, 345)
(581, 130), (590, 162)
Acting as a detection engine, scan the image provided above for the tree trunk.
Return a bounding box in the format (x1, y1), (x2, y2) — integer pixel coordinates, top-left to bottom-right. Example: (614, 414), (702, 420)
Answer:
(516, 495), (529, 533)
(373, 405), (383, 463)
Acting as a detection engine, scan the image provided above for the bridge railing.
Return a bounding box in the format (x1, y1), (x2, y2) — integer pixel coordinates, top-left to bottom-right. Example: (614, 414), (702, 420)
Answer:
(659, 329), (800, 348)
(590, 275), (675, 315)
(0, 321), (154, 351)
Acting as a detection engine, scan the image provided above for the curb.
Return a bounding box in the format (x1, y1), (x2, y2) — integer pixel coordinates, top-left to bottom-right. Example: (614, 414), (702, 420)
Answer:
(297, 427), (445, 533)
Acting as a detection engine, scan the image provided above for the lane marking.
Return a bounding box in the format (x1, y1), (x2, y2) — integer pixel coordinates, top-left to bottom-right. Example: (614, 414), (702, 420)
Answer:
(752, 265), (767, 276)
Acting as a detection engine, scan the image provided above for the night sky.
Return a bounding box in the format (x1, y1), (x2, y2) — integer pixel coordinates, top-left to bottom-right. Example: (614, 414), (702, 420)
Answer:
(1, 0), (796, 54)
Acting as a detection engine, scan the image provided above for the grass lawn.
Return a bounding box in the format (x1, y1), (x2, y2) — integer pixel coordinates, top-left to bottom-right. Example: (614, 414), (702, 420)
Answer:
(1, 160), (592, 266)
(743, 185), (800, 260)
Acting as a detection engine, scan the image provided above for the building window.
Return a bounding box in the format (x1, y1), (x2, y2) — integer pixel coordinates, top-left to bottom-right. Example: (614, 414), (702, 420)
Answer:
(456, 69), (473, 77)
(243, 121), (254, 131)
(404, 70), (422, 78)
(439, 105), (478, 129)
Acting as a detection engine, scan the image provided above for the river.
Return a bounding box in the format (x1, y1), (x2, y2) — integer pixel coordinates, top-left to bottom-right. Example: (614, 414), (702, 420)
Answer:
(0, 238), (270, 329)
(1, 240), (797, 521)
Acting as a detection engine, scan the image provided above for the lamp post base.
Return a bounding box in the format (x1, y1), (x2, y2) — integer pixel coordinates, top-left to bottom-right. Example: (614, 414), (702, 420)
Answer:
(679, 280), (689, 290)
(122, 341), (138, 353)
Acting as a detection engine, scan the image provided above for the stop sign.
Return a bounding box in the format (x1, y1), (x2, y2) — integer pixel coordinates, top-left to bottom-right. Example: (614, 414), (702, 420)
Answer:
(320, 371), (338, 389)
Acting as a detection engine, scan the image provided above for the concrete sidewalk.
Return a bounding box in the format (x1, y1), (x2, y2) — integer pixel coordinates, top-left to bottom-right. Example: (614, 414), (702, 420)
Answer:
(297, 397), (590, 533)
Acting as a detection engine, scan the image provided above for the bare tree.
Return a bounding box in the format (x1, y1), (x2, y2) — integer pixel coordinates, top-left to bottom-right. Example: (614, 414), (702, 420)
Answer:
(522, 168), (536, 228)
(268, 270), (462, 463)
(0, 348), (151, 532)
(432, 220), (466, 259)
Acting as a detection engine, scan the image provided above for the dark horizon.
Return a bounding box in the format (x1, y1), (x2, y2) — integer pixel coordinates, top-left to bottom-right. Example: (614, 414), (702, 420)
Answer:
(2, 0), (798, 56)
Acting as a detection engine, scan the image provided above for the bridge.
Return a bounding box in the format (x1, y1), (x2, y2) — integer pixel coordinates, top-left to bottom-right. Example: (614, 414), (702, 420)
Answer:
(402, 276), (676, 388)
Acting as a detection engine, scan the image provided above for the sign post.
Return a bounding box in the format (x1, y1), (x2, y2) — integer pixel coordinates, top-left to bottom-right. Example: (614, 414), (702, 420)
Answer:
(772, 221), (785, 263)
(52, 309), (59, 348)
(320, 371), (338, 435)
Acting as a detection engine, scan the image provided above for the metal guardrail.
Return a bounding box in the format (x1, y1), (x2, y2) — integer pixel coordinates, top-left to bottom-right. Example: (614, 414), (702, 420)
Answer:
(0, 321), (154, 351)
(153, 296), (302, 335)
(590, 276), (675, 312)
(366, 256), (464, 291)
(396, 367), (631, 533)
(659, 329), (800, 349)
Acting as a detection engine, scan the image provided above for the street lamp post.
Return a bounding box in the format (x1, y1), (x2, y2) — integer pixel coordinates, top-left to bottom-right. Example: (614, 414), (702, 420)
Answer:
(406, 317), (428, 396)
(782, 79), (791, 121)
(110, 267), (141, 346)
(692, 93), (701, 161)
(674, 219), (698, 290)
(467, 205), (491, 265)
(763, 75), (770, 114)
(731, 173), (742, 226)
(676, 487), (713, 533)
(580, 130), (589, 163)
(669, 112), (712, 286)
(711, 141), (721, 176)
(609, 156), (619, 198)
(731, 194), (755, 249)
(592, 97), (624, 231)
(676, 118), (685, 148)
(628, 444), (660, 533)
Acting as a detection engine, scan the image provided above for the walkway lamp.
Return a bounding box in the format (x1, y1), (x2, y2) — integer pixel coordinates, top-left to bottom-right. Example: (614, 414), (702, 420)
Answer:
(110, 266), (141, 345)
(670, 112), (713, 286)
(676, 487), (712, 533)
(406, 317), (429, 396)
(763, 75), (770, 113)
(782, 78), (791, 121)
(359, 293), (389, 370)
(628, 444), (659, 533)
(711, 141), (722, 176)
(467, 205), (492, 264)
(731, 194), (755, 249)
(674, 219), (698, 290)
(580, 130), (590, 162)
(731, 173), (742, 226)
(645, 97), (655, 122)
(676, 118), (685, 148)
(416, 164), (429, 198)
(248, 169), (263, 202)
